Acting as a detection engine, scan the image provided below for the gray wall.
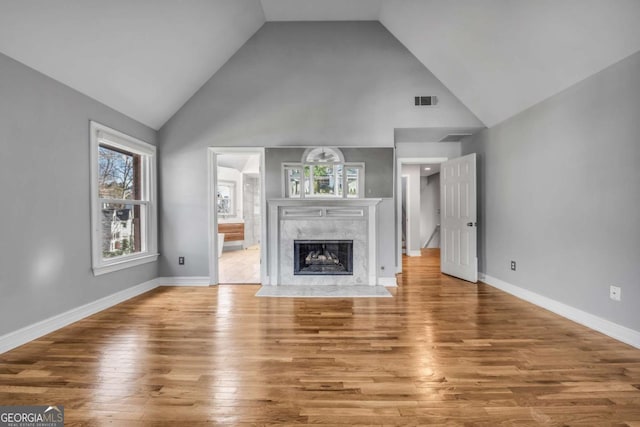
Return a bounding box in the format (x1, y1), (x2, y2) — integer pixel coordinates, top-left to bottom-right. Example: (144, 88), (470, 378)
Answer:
(0, 53), (158, 336)
(462, 50), (640, 332)
(395, 142), (462, 159)
(420, 174), (440, 248)
(402, 164), (422, 254)
(264, 147), (396, 278)
(159, 21), (481, 277)
(161, 21), (482, 149)
(264, 147), (394, 199)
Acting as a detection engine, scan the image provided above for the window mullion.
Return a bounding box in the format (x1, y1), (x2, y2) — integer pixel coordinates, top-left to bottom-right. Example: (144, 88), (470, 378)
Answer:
(98, 198), (147, 205)
(283, 152), (362, 199)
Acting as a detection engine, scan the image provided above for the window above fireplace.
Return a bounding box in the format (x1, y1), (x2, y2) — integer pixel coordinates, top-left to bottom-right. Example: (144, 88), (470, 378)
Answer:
(282, 147), (364, 199)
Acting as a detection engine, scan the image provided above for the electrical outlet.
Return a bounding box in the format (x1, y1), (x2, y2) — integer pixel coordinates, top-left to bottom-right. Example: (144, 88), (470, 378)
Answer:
(178, 256), (185, 265)
(510, 260), (516, 271)
(610, 285), (621, 301)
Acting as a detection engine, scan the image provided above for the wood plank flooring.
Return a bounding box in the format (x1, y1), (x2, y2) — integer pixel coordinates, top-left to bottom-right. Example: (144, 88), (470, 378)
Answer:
(1, 249), (640, 425)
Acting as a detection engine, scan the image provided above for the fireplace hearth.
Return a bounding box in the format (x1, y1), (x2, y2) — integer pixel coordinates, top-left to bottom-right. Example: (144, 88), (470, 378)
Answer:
(294, 240), (353, 275)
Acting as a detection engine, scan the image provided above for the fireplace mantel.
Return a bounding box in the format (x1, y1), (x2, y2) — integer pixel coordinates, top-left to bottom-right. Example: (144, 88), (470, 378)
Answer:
(267, 198), (382, 286)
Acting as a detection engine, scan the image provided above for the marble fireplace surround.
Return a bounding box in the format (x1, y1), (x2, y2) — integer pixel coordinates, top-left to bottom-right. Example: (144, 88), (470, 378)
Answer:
(267, 198), (381, 286)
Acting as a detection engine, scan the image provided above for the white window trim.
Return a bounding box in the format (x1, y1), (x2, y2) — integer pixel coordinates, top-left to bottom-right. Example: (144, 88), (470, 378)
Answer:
(281, 162), (365, 199)
(345, 163), (366, 198)
(90, 121), (158, 276)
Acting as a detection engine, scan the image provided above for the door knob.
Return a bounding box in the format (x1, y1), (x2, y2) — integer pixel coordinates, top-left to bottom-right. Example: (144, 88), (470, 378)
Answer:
(466, 222), (477, 227)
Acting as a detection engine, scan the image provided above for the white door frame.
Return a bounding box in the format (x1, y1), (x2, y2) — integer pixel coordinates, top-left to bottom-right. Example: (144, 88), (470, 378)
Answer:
(208, 147), (266, 285)
(395, 157), (448, 273)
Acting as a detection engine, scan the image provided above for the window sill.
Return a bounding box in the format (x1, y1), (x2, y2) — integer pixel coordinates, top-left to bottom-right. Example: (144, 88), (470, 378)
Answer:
(93, 253), (159, 276)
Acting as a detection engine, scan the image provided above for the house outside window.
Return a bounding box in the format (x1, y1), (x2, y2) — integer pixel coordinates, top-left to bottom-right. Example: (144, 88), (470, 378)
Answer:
(90, 121), (158, 275)
(283, 147), (364, 198)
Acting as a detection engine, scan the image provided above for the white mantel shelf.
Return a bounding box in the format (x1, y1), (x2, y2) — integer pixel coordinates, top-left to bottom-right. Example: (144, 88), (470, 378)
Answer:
(267, 198), (382, 206)
(267, 198), (382, 286)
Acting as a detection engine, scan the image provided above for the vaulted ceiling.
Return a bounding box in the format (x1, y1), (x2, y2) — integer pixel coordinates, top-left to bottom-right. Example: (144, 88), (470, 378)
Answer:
(1, 0), (639, 130)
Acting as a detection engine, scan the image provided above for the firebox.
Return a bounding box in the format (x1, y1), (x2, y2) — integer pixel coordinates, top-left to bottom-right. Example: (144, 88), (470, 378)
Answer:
(293, 240), (353, 275)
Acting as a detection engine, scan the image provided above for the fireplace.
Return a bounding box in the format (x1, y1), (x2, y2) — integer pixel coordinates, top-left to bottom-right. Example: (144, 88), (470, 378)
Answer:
(268, 199), (381, 286)
(294, 240), (353, 275)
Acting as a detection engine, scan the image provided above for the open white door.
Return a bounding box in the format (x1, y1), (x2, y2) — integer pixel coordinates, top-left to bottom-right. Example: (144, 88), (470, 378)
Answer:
(440, 153), (478, 283)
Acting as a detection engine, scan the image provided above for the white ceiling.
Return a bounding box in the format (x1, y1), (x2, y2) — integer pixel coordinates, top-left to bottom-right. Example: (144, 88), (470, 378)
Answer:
(1, 1), (639, 130)
(217, 153), (260, 173)
(261, 0), (382, 21)
(380, 0), (640, 127)
(0, 0), (265, 129)
(420, 164), (440, 178)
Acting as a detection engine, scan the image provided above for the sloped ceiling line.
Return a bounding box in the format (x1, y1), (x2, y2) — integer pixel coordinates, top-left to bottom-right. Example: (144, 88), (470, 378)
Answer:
(1, 1), (639, 130)
(379, 0), (640, 127)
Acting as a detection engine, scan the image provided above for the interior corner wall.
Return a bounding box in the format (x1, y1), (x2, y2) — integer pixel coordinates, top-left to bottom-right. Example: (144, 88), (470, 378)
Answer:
(462, 50), (640, 332)
(402, 164), (422, 255)
(420, 174), (440, 248)
(0, 52), (158, 336)
(158, 21), (481, 278)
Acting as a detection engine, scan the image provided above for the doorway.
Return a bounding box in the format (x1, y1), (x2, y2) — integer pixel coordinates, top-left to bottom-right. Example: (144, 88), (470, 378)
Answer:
(420, 164), (441, 250)
(399, 164), (441, 256)
(396, 157), (448, 273)
(208, 148), (266, 284)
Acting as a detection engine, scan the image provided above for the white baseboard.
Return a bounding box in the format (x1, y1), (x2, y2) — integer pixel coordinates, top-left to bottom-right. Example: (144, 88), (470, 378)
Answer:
(0, 279), (159, 354)
(480, 273), (640, 349)
(378, 277), (398, 287)
(157, 276), (211, 286)
(406, 250), (422, 257)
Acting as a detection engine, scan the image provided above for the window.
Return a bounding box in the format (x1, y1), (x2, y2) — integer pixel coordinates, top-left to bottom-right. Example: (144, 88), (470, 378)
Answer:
(90, 121), (158, 275)
(283, 147), (364, 198)
(217, 181), (235, 217)
(284, 166), (303, 198)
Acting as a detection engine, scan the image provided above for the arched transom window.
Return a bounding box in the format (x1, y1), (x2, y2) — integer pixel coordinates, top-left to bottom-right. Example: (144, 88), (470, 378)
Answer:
(283, 147), (364, 199)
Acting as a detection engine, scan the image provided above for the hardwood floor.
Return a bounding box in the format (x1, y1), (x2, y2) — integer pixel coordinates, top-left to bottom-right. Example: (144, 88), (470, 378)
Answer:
(1, 249), (640, 425)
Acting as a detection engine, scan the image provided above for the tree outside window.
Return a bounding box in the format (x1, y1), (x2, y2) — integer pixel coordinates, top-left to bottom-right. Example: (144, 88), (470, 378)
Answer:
(283, 147), (364, 199)
(98, 146), (142, 258)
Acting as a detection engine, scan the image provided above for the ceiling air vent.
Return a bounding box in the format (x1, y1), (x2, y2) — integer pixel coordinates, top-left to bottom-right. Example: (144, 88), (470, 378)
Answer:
(414, 96), (438, 106)
(439, 133), (472, 142)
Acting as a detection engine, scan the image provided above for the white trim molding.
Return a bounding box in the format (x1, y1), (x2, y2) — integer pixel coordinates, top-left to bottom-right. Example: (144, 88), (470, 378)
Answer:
(0, 275), (216, 355)
(396, 156), (450, 274)
(207, 147), (267, 289)
(0, 279), (159, 354)
(480, 273), (640, 349)
(157, 277), (211, 287)
(93, 253), (159, 276)
(378, 276), (398, 287)
(89, 121), (158, 276)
